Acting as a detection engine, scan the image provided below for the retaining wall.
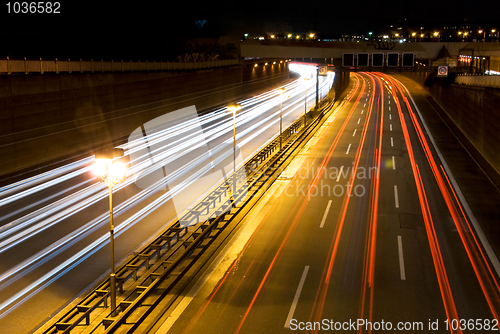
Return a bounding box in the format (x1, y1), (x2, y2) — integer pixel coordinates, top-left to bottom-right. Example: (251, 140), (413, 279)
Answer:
(0, 62), (290, 179)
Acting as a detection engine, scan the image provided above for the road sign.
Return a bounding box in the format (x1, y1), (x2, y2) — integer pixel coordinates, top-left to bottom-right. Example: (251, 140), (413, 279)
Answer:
(437, 65), (448, 77)
(318, 65), (328, 76)
(357, 53), (369, 67)
(342, 53), (354, 67)
(387, 53), (399, 67)
(372, 53), (384, 67)
(402, 53), (414, 67)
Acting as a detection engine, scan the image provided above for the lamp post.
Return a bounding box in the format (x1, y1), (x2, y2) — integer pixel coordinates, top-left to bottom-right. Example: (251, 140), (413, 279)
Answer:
(277, 88), (286, 150)
(303, 78), (309, 127)
(227, 103), (242, 196)
(92, 147), (126, 316)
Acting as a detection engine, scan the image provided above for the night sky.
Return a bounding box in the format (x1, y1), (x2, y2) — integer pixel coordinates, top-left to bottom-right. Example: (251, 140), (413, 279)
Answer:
(0, 0), (499, 59)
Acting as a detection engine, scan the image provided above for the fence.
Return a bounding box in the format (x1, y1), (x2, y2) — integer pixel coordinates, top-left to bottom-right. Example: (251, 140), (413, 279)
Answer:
(0, 57), (241, 74)
(455, 74), (500, 88)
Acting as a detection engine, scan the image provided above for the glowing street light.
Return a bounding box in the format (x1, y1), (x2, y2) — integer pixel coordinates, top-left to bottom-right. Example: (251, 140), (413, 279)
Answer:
(303, 78), (310, 127)
(277, 88), (286, 150)
(92, 147), (126, 316)
(227, 103), (242, 196)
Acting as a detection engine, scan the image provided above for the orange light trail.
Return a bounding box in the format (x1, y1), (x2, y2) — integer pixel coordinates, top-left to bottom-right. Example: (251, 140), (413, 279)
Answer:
(309, 73), (379, 332)
(180, 72), (361, 334)
(385, 73), (500, 322)
(382, 73), (461, 332)
(356, 73), (385, 333)
(233, 73), (366, 334)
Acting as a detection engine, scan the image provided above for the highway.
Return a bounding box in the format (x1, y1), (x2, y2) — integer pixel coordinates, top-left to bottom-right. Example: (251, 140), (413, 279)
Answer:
(162, 72), (500, 334)
(0, 64), (333, 334)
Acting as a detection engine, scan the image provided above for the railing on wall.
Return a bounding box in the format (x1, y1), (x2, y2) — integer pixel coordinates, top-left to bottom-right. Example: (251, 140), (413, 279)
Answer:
(455, 74), (500, 88)
(0, 57), (241, 75)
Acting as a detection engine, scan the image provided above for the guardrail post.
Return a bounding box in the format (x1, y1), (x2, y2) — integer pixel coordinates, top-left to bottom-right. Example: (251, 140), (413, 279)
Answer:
(55, 58), (59, 74)
(121, 60), (123, 72)
(40, 57), (43, 74)
(80, 59), (83, 73)
(101, 59), (104, 73)
(91, 59), (94, 73)
(7, 56), (10, 74)
(111, 59), (114, 72)
(68, 58), (72, 73)
(24, 57), (28, 74)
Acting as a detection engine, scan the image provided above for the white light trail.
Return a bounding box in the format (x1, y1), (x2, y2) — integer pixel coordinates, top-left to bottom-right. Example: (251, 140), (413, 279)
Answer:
(0, 63), (334, 316)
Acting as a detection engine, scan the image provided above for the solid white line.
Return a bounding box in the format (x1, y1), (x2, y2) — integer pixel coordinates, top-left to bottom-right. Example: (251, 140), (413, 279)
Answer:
(285, 266), (310, 328)
(391, 137), (394, 147)
(346, 143), (352, 154)
(398, 236), (406, 280)
(336, 166), (344, 182)
(394, 185), (399, 208)
(320, 200), (332, 228)
(357, 118), (361, 124)
(353, 129), (357, 136)
(392, 156), (396, 170)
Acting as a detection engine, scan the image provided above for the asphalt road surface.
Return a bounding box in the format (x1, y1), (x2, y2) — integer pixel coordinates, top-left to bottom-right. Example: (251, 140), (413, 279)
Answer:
(163, 72), (500, 334)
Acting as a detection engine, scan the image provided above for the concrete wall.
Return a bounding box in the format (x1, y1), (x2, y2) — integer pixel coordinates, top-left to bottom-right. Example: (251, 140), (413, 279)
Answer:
(405, 72), (500, 178)
(334, 69), (350, 98)
(0, 62), (290, 179)
(436, 84), (500, 174)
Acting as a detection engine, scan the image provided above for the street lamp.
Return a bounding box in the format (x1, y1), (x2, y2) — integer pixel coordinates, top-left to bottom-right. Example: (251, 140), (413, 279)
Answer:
(92, 147), (126, 316)
(303, 78), (310, 127)
(227, 103), (242, 196)
(277, 88), (286, 150)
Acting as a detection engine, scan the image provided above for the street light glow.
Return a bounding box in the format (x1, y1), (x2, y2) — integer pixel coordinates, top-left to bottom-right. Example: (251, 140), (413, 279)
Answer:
(227, 103), (242, 114)
(92, 160), (107, 178)
(109, 162), (126, 181)
(92, 159), (126, 183)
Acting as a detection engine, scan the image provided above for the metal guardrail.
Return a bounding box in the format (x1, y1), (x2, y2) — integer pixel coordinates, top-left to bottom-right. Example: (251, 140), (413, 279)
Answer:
(37, 94), (339, 334)
(0, 57), (241, 75)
